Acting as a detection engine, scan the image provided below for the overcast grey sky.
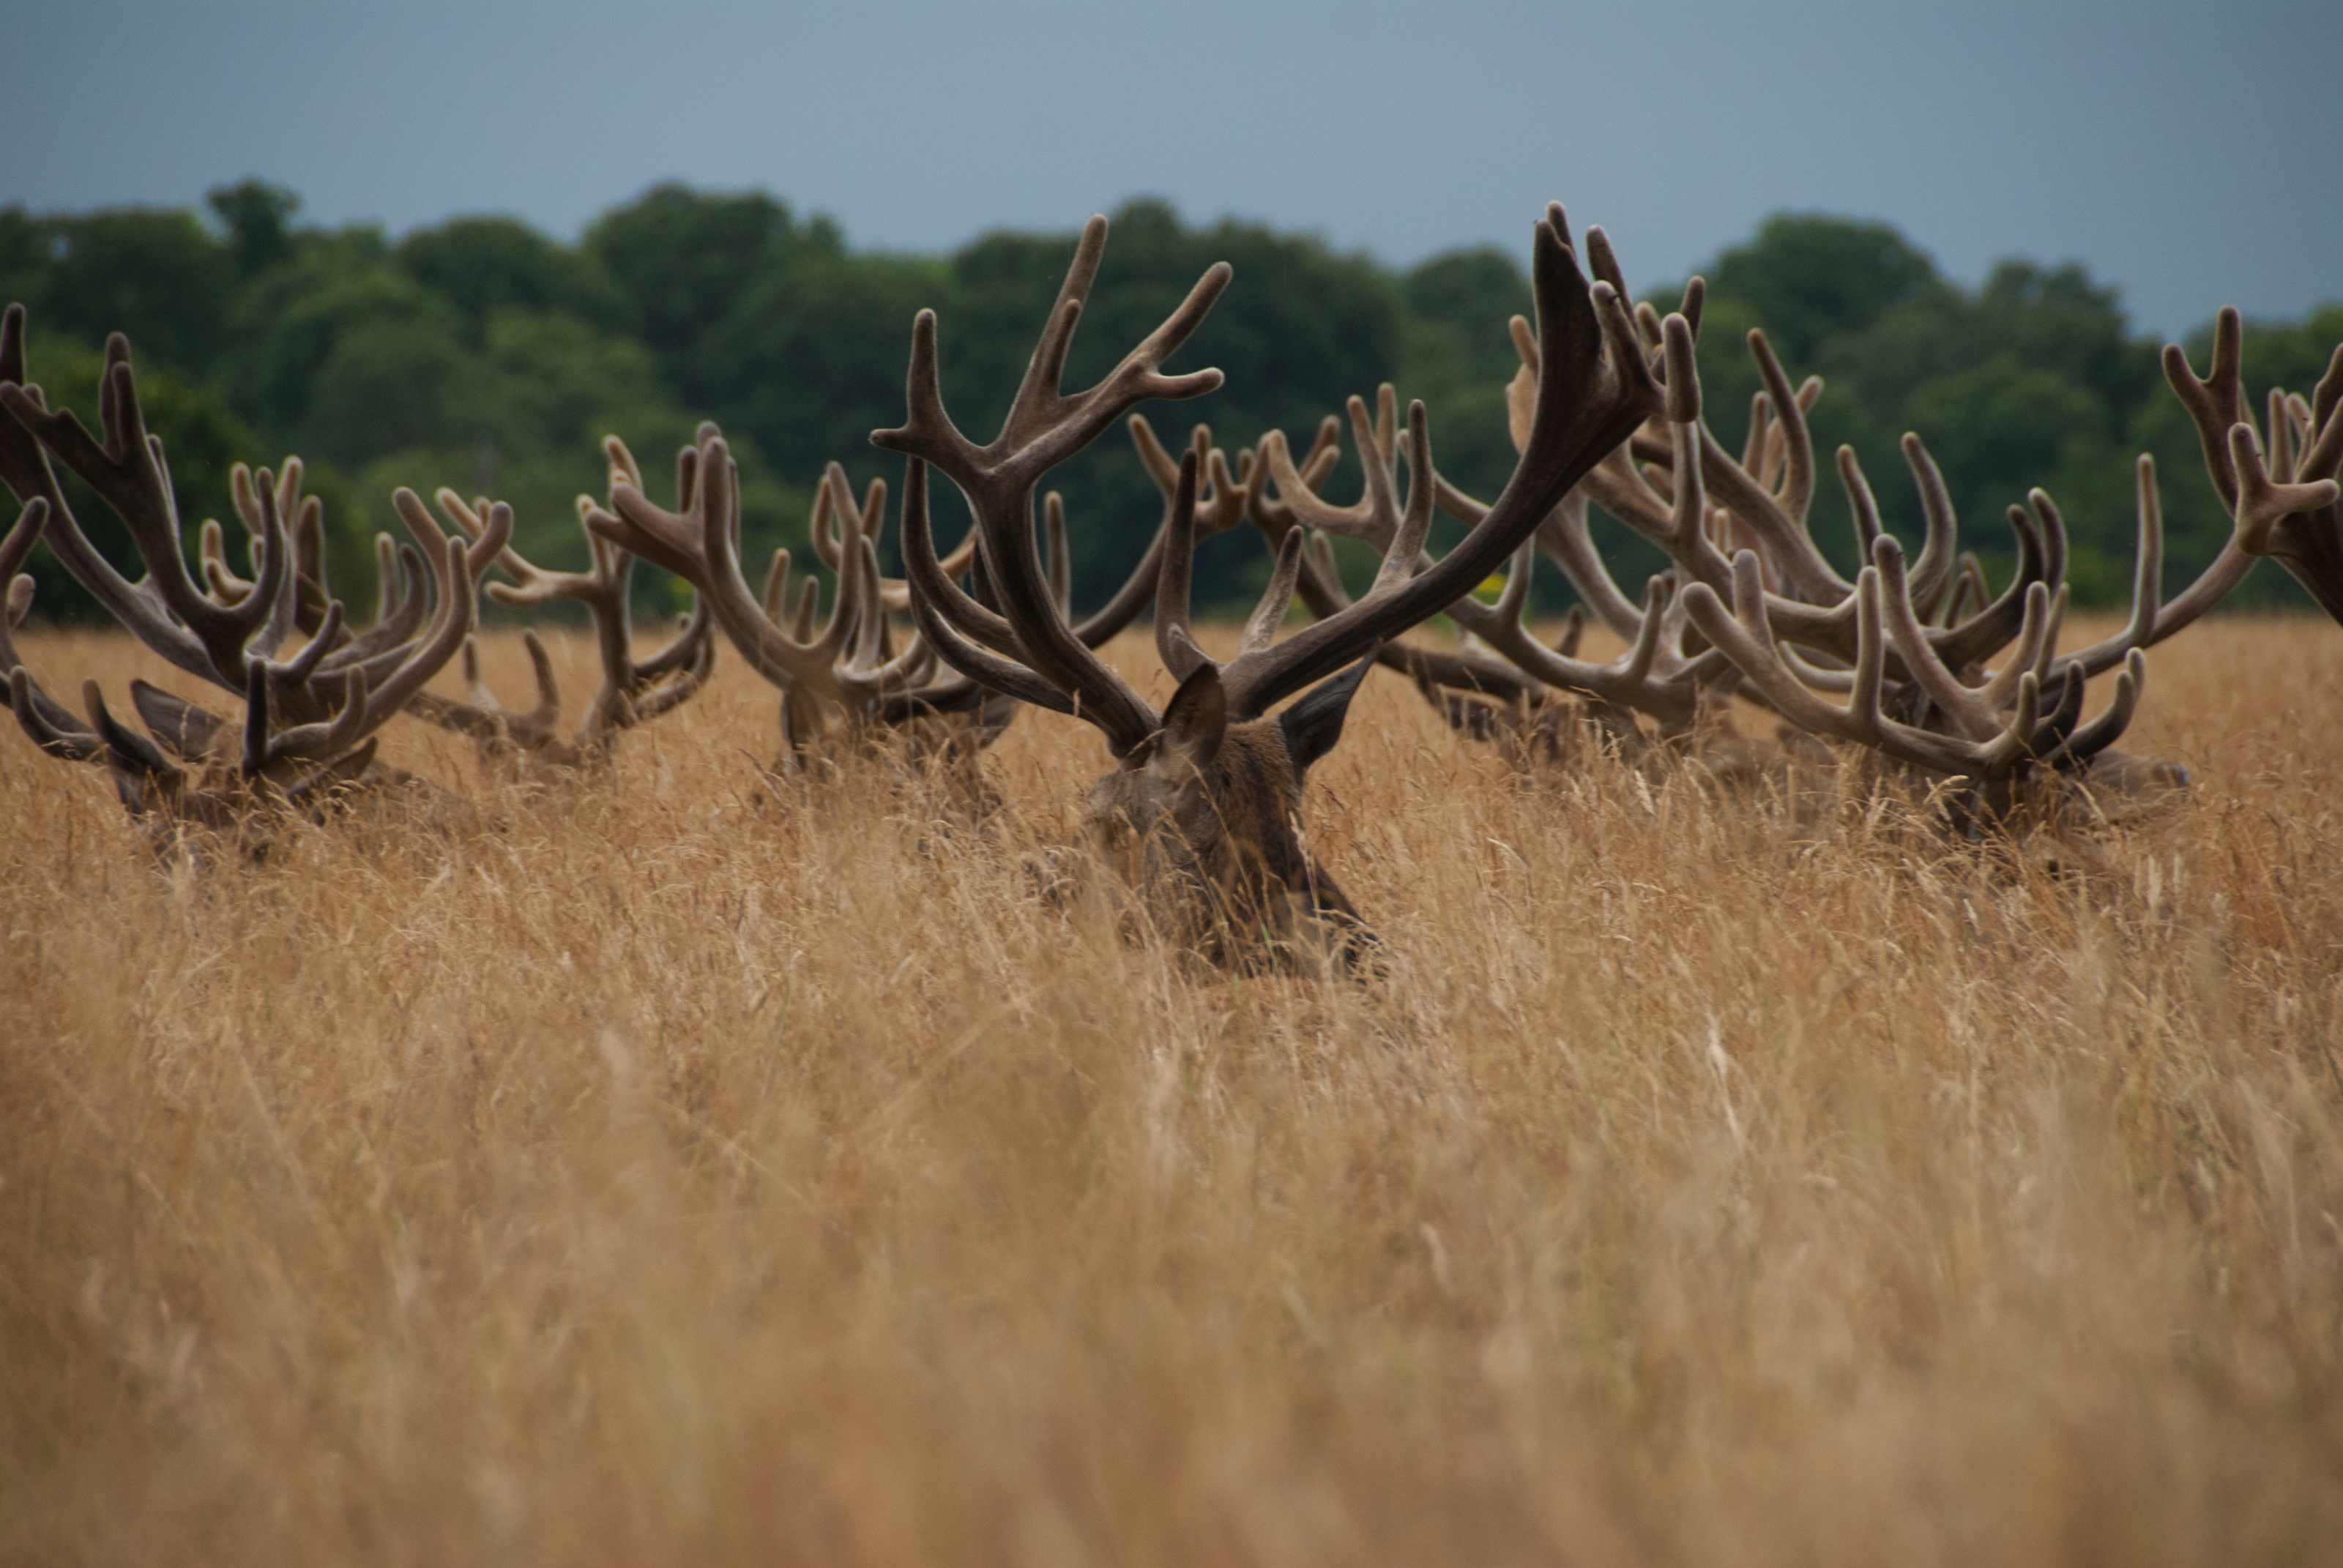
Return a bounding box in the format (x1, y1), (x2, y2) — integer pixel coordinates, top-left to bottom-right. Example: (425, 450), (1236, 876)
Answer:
(10, 0), (2336, 338)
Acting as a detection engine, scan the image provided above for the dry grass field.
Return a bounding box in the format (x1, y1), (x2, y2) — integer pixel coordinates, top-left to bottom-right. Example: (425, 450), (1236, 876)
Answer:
(2, 613), (2339, 1567)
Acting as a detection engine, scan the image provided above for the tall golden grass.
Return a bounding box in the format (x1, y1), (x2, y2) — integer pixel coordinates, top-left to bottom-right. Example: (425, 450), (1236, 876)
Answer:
(2, 614), (2339, 1567)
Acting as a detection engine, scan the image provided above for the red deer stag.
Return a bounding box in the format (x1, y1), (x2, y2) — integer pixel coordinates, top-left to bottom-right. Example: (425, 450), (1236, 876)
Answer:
(0, 307), (502, 854)
(877, 204), (1661, 969)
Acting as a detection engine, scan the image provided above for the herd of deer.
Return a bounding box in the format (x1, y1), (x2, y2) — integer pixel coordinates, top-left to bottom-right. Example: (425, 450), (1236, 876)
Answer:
(4, 205), (2339, 971)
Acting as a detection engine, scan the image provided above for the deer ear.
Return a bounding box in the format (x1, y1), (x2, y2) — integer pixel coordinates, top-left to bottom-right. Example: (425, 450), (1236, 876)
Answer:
(1154, 662), (1226, 774)
(129, 679), (229, 761)
(1278, 652), (1375, 775)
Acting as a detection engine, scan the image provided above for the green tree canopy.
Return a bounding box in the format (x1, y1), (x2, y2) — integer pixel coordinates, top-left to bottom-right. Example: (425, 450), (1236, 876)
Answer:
(4, 185), (2336, 624)
(396, 216), (630, 343)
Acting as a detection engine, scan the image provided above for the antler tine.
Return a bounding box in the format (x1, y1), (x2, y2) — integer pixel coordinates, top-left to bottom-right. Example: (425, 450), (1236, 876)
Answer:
(1535, 490), (1653, 641)
(1942, 555), (1988, 627)
(1938, 493), (2067, 684)
(884, 464), (1026, 664)
(1254, 389), (1411, 548)
(2042, 648), (2148, 771)
(1872, 533), (2038, 742)
(247, 658), (373, 780)
(761, 547), (792, 622)
(1896, 433), (1962, 617)
(346, 516), (501, 735)
(1155, 419), (1256, 540)
(1153, 449), (1212, 683)
(207, 460), (315, 647)
(1237, 527), (1306, 662)
(2308, 345), (2343, 476)
(1748, 334), (1819, 523)
(805, 478), (865, 667)
(809, 463), (854, 572)
(198, 517), (242, 608)
(370, 534), (398, 624)
(1, 320), (230, 688)
(458, 635), (496, 709)
(878, 217), (1231, 486)
(9, 665), (108, 763)
(86, 678), (185, 780)
(806, 462), (962, 619)
(430, 487), (594, 612)
(319, 542), (430, 674)
(1213, 206), (1664, 721)
(1442, 524), (1711, 733)
(1841, 445), (1882, 562)
(2049, 455), (2167, 678)
(633, 588), (715, 682)
(843, 532), (888, 673)
(1, 493), (48, 632)
(2096, 326), (2342, 642)
(1740, 392), (1773, 479)
(1364, 403), (1437, 595)
(789, 575), (822, 642)
(1045, 491), (1071, 614)
(2165, 308), (2252, 512)
(898, 457), (1082, 717)
(2266, 386), (2300, 482)
(515, 630), (565, 731)
(0, 499), (108, 753)
(589, 425), (857, 702)
(705, 435), (852, 684)
(1685, 330), (1851, 604)
(1435, 461), (1651, 647)
(245, 465), (307, 660)
(628, 617), (718, 725)
(1927, 499), (2053, 674)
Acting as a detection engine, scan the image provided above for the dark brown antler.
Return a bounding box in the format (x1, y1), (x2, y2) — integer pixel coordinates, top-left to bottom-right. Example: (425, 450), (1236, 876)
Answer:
(585, 422), (950, 755)
(875, 213), (1233, 755)
(2164, 310), (2343, 624)
(0, 306), (504, 744)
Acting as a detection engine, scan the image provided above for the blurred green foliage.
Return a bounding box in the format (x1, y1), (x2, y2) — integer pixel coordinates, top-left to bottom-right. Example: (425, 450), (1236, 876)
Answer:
(1, 184), (2333, 624)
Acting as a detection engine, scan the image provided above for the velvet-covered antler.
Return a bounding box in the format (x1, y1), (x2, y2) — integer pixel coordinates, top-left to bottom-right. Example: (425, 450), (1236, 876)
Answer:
(406, 436), (716, 767)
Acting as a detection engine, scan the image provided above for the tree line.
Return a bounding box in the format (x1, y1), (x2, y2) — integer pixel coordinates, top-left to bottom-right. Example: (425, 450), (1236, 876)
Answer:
(3, 180), (2335, 622)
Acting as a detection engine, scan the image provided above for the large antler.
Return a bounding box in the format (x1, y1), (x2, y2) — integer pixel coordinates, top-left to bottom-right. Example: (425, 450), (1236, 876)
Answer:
(407, 436), (715, 766)
(2163, 310), (2343, 625)
(0, 306), (504, 758)
(875, 213), (1234, 755)
(1623, 308), (2150, 797)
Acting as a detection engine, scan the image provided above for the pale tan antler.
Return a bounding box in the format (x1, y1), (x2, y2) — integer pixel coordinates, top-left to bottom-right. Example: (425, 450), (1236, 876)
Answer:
(805, 460), (977, 618)
(405, 436), (716, 766)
